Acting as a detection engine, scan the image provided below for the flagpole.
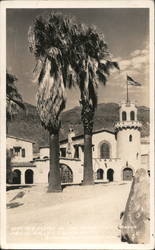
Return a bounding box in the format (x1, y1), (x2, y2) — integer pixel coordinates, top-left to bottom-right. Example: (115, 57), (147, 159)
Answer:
(126, 74), (129, 103)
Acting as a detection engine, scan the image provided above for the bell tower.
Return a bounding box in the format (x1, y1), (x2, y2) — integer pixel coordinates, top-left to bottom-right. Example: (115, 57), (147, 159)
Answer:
(115, 101), (142, 169)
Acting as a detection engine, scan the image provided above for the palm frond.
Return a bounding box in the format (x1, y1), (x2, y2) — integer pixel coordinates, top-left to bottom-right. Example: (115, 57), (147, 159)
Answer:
(7, 96), (25, 110)
(36, 58), (66, 131)
(28, 11), (119, 133)
(6, 72), (25, 121)
(106, 60), (120, 71)
(96, 70), (107, 85)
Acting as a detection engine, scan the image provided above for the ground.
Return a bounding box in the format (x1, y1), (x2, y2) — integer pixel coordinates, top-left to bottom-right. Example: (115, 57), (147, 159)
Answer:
(6, 182), (131, 247)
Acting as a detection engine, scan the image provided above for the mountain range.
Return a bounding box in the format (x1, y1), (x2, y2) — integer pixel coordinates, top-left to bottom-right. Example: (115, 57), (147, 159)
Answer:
(7, 102), (150, 153)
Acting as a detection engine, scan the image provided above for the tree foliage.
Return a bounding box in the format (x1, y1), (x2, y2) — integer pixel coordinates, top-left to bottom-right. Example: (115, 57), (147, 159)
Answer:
(28, 12), (119, 133)
(6, 71), (25, 122)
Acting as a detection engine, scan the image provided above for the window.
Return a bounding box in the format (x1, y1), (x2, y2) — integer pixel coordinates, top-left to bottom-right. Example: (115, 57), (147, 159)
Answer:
(122, 111), (127, 121)
(129, 135), (132, 142)
(14, 146), (21, 156)
(60, 148), (66, 157)
(100, 143), (110, 159)
(130, 111), (135, 121)
(74, 145), (79, 158)
(22, 148), (25, 157)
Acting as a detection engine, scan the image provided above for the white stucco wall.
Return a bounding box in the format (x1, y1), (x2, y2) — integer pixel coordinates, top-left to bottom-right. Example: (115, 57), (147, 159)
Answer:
(60, 131), (117, 160)
(40, 147), (50, 159)
(34, 158), (83, 184)
(7, 136), (33, 162)
(34, 159), (50, 183)
(116, 128), (141, 168)
(141, 142), (149, 155)
(92, 131), (117, 159)
(33, 156), (141, 184)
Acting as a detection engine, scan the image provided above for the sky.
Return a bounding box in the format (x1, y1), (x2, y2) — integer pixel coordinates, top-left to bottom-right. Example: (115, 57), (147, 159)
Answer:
(7, 8), (149, 110)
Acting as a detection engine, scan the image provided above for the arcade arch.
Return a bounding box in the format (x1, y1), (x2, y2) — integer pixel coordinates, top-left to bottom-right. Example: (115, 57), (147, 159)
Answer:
(13, 169), (21, 184)
(48, 164), (73, 184)
(25, 169), (34, 184)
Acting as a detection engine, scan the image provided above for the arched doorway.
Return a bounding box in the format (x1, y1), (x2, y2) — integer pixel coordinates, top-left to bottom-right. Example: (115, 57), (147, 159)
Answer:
(123, 168), (133, 181)
(97, 169), (104, 180)
(60, 164), (73, 183)
(107, 169), (114, 182)
(13, 169), (21, 184)
(25, 169), (33, 184)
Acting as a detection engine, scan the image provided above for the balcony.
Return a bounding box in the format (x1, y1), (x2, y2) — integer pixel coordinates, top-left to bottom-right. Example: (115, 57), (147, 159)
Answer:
(115, 121), (142, 130)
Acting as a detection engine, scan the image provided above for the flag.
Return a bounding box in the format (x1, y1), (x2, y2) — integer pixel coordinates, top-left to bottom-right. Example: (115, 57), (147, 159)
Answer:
(127, 75), (142, 86)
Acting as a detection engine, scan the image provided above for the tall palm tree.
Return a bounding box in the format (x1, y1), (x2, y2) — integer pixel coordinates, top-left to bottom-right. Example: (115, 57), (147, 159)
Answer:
(28, 13), (79, 192)
(68, 25), (119, 185)
(28, 12), (119, 189)
(6, 71), (25, 133)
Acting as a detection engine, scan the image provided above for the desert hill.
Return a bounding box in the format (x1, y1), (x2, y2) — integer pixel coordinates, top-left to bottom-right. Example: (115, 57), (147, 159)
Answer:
(8, 102), (150, 153)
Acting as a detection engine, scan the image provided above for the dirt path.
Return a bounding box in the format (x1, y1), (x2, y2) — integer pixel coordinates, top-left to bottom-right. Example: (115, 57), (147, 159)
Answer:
(6, 182), (131, 246)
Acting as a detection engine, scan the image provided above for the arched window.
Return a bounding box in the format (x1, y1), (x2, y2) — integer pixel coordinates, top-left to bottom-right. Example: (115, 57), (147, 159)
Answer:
(100, 143), (110, 159)
(13, 169), (21, 184)
(122, 111), (127, 121)
(130, 111), (135, 121)
(129, 135), (132, 142)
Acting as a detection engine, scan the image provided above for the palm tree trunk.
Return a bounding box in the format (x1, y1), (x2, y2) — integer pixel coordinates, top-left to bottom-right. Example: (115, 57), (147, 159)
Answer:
(81, 99), (94, 185)
(83, 130), (94, 185)
(48, 131), (62, 192)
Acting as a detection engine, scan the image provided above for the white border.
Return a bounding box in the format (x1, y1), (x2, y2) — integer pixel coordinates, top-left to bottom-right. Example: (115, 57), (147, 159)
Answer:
(0, 0), (154, 249)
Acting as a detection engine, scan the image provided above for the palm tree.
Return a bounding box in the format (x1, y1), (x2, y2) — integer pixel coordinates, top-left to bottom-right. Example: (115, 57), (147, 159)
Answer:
(28, 12), (119, 190)
(67, 25), (119, 185)
(6, 71), (25, 133)
(28, 13), (80, 192)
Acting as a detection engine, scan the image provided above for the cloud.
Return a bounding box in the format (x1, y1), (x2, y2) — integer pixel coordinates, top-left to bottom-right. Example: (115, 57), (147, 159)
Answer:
(106, 40), (150, 106)
(111, 40), (149, 89)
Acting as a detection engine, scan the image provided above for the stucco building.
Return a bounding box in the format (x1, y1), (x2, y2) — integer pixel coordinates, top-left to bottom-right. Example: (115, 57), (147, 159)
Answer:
(7, 101), (150, 185)
(6, 136), (36, 184)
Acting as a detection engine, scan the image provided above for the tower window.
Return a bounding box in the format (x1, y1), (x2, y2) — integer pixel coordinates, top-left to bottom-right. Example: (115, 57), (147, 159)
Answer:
(130, 111), (135, 121)
(129, 135), (132, 142)
(122, 111), (127, 121)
